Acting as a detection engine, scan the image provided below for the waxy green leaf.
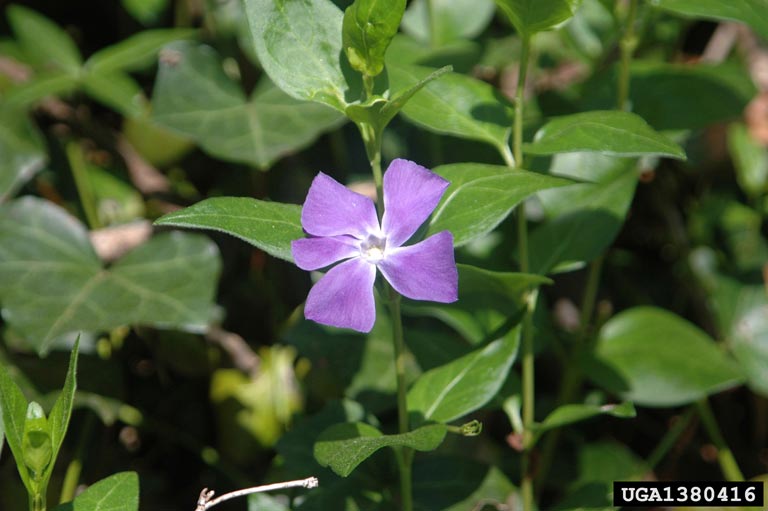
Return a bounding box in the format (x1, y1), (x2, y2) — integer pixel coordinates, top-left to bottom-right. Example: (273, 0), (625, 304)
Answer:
(152, 42), (343, 168)
(85, 28), (196, 73)
(529, 154), (638, 274)
(0, 197), (221, 355)
(0, 352), (32, 490)
(8, 4), (82, 72)
(402, 0), (496, 46)
(53, 472), (139, 511)
(525, 111), (686, 159)
(494, 0), (580, 37)
(314, 422), (446, 477)
(244, 0), (353, 112)
(47, 339), (79, 485)
(155, 197), (303, 263)
(408, 331), (520, 423)
(649, 0), (768, 40)
(342, 0), (405, 77)
(387, 64), (513, 155)
(428, 163), (572, 247)
(0, 111), (46, 203)
(589, 307), (744, 407)
(536, 402), (636, 434)
(728, 123), (768, 198)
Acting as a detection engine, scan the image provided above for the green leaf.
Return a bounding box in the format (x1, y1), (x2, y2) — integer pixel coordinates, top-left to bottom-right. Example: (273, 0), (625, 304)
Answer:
(529, 155), (638, 274)
(408, 332), (520, 424)
(387, 64), (513, 154)
(342, 0), (405, 77)
(81, 71), (146, 118)
(525, 111), (686, 159)
(494, 0), (580, 37)
(0, 111), (46, 203)
(244, 0), (353, 112)
(406, 264), (549, 344)
(649, 0), (768, 40)
(7, 4), (82, 72)
(85, 29), (197, 73)
(427, 163), (573, 247)
(46, 338), (79, 484)
(53, 472), (139, 511)
(22, 402), (52, 479)
(3, 72), (80, 110)
(727, 123), (768, 198)
(0, 357), (32, 490)
(121, 0), (169, 25)
(249, 493), (290, 511)
(589, 307), (745, 407)
(314, 422), (446, 477)
(155, 197), (302, 263)
(151, 42), (342, 168)
(0, 197), (221, 355)
(536, 401), (636, 433)
(402, 0), (497, 46)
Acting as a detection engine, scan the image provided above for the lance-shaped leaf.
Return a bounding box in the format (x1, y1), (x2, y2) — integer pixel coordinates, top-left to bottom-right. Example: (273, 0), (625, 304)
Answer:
(342, 0), (406, 77)
(588, 307), (745, 407)
(244, 0), (354, 112)
(53, 472), (139, 511)
(387, 63), (514, 155)
(494, 0), (580, 37)
(536, 402), (635, 434)
(427, 163), (573, 247)
(314, 422), (446, 477)
(525, 111), (686, 159)
(402, 0), (497, 46)
(0, 352), (32, 490)
(7, 4), (82, 72)
(0, 110), (46, 203)
(155, 197), (302, 262)
(408, 331), (520, 424)
(85, 28), (197, 73)
(649, 0), (768, 40)
(0, 197), (221, 355)
(46, 338), (79, 485)
(152, 41), (343, 169)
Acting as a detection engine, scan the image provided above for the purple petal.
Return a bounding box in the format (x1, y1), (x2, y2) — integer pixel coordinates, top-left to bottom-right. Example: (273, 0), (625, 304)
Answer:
(378, 231), (458, 302)
(305, 257), (377, 332)
(382, 159), (449, 247)
(301, 172), (379, 238)
(291, 235), (359, 270)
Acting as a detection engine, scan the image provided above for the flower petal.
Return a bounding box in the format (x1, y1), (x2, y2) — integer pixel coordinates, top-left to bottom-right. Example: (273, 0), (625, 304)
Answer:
(305, 257), (377, 332)
(378, 231), (458, 302)
(301, 172), (379, 238)
(291, 235), (359, 270)
(382, 159), (449, 247)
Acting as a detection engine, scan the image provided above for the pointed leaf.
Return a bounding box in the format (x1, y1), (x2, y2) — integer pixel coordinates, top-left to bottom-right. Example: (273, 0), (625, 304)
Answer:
(536, 402), (635, 434)
(46, 338), (79, 484)
(342, 0), (406, 77)
(0, 111), (46, 203)
(314, 422), (446, 477)
(402, 0), (497, 46)
(86, 28), (197, 73)
(0, 197), (221, 355)
(53, 472), (139, 511)
(244, 0), (353, 112)
(387, 63), (513, 153)
(8, 5), (82, 72)
(0, 353), (32, 490)
(3, 72), (80, 110)
(155, 197), (301, 262)
(408, 331), (520, 423)
(427, 163), (573, 246)
(649, 0), (768, 40)
(589, 307), (745, 407)
(82, 71), (146, 118)
(494, 0), (580, 37)
(152, 42), (342, 168)
(122, 0), (169, 25)
(525, 111), (686, 159)
(727, 122), (768, 198)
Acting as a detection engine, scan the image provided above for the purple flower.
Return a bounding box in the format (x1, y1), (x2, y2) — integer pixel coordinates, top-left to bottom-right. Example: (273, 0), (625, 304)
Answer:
(291, 159), (458, 332)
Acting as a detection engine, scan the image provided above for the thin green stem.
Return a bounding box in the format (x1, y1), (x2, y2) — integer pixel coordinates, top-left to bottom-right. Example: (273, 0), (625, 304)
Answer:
(30, 490), (46, 511)
(59, 414), (96, 503)
(696, 399), (744, 481)
(66, 142), (101, 230)
(513, 37), (531, 169)
(645, 407), (696, 472)
(426, 0), (438, 48)
(617, 0), (639, 111)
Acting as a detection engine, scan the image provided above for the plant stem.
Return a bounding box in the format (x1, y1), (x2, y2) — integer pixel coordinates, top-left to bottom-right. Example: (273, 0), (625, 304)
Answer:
(617, 0), (639, 111)
(513, 37), (531, 169)
(426, 0), (438, 48)
(645, 407), (696, 472)
(60, 413), (96, 503)
(66, 142), (101, 230)
(30, 492), (45, 511)
(696, 399), (744, 481)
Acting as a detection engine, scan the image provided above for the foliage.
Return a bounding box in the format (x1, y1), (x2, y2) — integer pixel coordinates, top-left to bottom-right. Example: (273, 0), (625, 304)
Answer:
(1, 0), (768, 510)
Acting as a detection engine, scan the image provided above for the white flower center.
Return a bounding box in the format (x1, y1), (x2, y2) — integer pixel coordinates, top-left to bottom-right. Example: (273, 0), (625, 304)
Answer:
(360, 233), (387, 263)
